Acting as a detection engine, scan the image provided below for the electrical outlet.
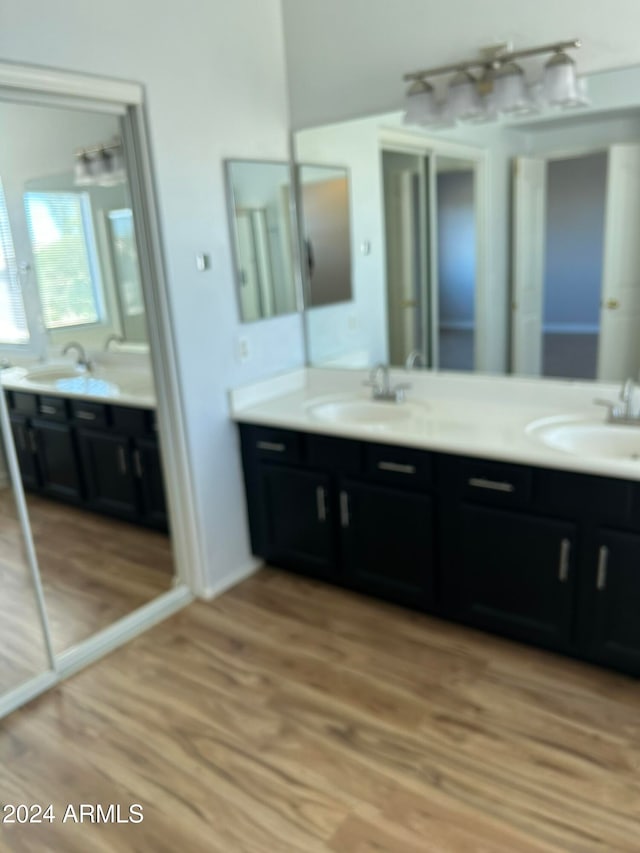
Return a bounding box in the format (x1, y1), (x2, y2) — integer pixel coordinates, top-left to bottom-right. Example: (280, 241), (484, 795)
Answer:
(237, 337), (250, 363)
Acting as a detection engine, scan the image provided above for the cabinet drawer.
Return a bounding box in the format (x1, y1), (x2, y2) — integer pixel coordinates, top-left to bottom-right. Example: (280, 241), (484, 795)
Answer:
(70, 400), (109, 429)
(112, 405), (149, 436)
(540, 470), (634, 525)
(243, 424), (302, 464)
(10, 391), (37, 417)
(459, 458), (532, 508)
(306, 434), (362, 476)
(365, 443), (432, 488)
(37, 395), (68, 421)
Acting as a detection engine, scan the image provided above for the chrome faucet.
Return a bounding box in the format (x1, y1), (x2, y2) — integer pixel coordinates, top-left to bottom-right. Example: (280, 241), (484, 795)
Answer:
(62, 341), (92, 371)
(405, 349), (425, 370)
(364, 363), (410, 402)
(594, 377), (640, 425)
(104, 333), (124, 351)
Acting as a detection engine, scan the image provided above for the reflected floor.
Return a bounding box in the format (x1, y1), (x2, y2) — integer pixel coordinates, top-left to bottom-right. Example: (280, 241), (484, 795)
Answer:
(0, 489), (174, 686)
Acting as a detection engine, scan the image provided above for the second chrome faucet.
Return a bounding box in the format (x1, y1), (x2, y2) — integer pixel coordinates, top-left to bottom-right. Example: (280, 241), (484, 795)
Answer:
(364, 363), (411, 403)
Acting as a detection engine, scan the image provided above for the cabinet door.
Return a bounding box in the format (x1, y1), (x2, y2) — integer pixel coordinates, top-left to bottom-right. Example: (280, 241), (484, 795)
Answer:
(340, 481), (434, 608)
(78, 428), (138, 519)
(259, 464), (335, 579)
(9, 414), (40, 491)
(591, 530), (640, 674)
(32, 418), (82, 502)
(444, 505), (576, 649)
(134, 437), (168, 530)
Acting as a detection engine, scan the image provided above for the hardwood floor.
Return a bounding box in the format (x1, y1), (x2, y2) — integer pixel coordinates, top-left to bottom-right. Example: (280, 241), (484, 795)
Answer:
(0, 487), (174, 693)
(2, 567), (640, 852)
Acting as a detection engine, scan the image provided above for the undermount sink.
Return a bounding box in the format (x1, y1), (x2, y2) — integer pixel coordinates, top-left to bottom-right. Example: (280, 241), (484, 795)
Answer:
(24, 365), (88, 382)
(23, 365), (122, 397)
(308, 396), (425, 426)
(527, 416), (640, 461)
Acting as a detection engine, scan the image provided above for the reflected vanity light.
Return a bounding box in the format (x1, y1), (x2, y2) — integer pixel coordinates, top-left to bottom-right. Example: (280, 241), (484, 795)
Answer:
(403, 39), (587, 126)
(74, 137), (126, 187)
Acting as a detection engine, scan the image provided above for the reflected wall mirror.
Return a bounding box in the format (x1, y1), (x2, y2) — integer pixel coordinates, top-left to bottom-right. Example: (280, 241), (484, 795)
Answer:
(225, 159), (298, 322)
(294, 63), (640, 384)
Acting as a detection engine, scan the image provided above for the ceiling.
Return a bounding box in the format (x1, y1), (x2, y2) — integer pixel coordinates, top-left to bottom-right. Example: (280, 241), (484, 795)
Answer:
(281, 0), (640, 129)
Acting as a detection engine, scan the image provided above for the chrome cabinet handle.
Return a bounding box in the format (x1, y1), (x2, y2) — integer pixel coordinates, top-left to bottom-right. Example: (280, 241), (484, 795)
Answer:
(316, 486), (327, 522)
(117, 446), (128, 475)
(558, 538), (571, 582)
(28, 430), (37, 454)
(133, 449), (144, 479)
(377, 461), (416, 475)
(76, 411), (97, 421)
(256, 440), (286, 453)
(339, 491), (350, 528)
(596, 545), (609, 591)
(468, 477), (515, 493)
(39, 404), (57, 415)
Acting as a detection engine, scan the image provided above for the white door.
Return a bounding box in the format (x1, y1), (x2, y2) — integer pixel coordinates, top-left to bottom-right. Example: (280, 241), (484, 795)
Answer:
(511, 157), (547, 375)
(597, 145), (640, 381)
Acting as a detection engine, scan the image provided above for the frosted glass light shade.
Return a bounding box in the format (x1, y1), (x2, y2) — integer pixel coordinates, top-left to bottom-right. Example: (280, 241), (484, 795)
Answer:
(543, 52), (580, 106)
(492, 62), (533, 114)
(447, 70), (484, 121)
(73, 154), (93, 186)
(403, 79), (439, 126)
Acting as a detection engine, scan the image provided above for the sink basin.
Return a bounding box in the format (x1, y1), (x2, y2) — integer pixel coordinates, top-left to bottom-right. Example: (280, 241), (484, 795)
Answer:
(527, 416), (640, 461)
(25, 365), (88, 382)
(308, 397), (424, 426)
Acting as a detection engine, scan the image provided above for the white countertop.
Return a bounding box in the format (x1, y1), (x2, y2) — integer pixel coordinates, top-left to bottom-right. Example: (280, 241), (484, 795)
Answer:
(1, 360), (156, 409)
(229, 367), (640, 482)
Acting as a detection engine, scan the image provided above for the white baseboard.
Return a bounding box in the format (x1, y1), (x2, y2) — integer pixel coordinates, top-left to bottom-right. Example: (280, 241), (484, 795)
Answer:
(202, 559), (262, 600)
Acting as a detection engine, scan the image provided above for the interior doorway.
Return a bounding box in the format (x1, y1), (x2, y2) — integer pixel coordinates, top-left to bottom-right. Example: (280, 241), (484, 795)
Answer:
(381, 144), (479, 372)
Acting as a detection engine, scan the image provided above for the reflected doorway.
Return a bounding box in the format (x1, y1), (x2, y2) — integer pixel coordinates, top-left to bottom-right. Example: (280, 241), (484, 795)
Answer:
(382, 147), (477, 371)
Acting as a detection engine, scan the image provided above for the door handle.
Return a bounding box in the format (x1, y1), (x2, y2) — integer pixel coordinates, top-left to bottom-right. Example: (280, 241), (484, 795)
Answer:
(316, 486), (327, 522)
(339, 491), (350, 528)
(117, 446), (128, 476)
(596, 545), (609, 591)
(133, 449), (144, 479)
(28, 430), (38, 454)
(558, 538), (571, 582)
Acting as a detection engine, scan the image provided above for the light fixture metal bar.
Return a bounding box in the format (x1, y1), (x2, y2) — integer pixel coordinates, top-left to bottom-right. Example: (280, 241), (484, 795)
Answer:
(75, 136), (122, 157)
(403, 39), (581, 82)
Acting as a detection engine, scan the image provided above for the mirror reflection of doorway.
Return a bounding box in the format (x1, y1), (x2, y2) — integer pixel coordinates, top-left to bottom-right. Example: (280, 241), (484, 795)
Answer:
(382, 147), (477, 371)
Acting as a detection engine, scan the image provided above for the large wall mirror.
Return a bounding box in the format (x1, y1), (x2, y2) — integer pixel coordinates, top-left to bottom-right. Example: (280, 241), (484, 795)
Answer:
(0, 64), (193, 717)
(294, 64), (640, 383)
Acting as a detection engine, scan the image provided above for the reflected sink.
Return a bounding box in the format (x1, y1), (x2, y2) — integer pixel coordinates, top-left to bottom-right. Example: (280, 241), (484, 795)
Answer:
(308, 397), (424, 426)
(25, 365), (88, 382)
(23, 365), (121, 397)
(527, 416), (640, 461)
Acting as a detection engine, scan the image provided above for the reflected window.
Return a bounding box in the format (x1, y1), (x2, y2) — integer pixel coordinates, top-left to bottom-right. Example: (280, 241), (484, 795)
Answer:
(0, 178), (29, 344)
(24, 191), (105, 330)
(107, 209), (144, 318)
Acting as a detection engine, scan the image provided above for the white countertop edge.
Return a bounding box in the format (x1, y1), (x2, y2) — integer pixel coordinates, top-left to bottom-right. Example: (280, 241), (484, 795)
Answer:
(1, 374), (156, 410)
(229, 367), (640, 483)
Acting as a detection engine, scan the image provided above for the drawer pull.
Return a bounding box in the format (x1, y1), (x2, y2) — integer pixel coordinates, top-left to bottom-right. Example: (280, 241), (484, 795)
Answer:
(39, 404), (58, 415)
(468, 477), (515, 493)
(378, 461), (417, 475)
(339, 491), (350, 528)
(596, 545), (609, 591)
(76, 411), (97, 421)
(558, 538), (571, 582)
(133, 449), (144, 479)
(316, 486), (327, 522)
(256, 440), (286, 453)
(117, 446), (128, 476)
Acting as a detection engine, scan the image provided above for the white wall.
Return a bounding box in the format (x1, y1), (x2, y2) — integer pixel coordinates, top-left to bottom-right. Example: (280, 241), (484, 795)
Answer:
(281, 0), (640, 129)
(0, 0), (304, 592)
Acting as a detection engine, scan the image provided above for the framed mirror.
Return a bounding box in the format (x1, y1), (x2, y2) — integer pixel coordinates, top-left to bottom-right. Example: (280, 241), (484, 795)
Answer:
(225, 159), (298, 323)
(298, 164), (353, 308)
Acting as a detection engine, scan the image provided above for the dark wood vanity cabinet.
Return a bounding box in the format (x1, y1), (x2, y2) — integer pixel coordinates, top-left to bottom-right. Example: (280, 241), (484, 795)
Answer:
(5, 390), (167, 531)
(239, 421), (640, 677)
(240, 425), (436, 606)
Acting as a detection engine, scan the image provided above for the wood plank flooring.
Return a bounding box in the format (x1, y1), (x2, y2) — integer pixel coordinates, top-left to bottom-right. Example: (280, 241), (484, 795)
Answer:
(2, 567), (640, 852)
(0, 487), (174, 693)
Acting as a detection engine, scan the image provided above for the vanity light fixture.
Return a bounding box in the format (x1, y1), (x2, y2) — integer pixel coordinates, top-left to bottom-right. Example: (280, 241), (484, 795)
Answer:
(403, 39), (587, 126)
(73, 137), (126, 187)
